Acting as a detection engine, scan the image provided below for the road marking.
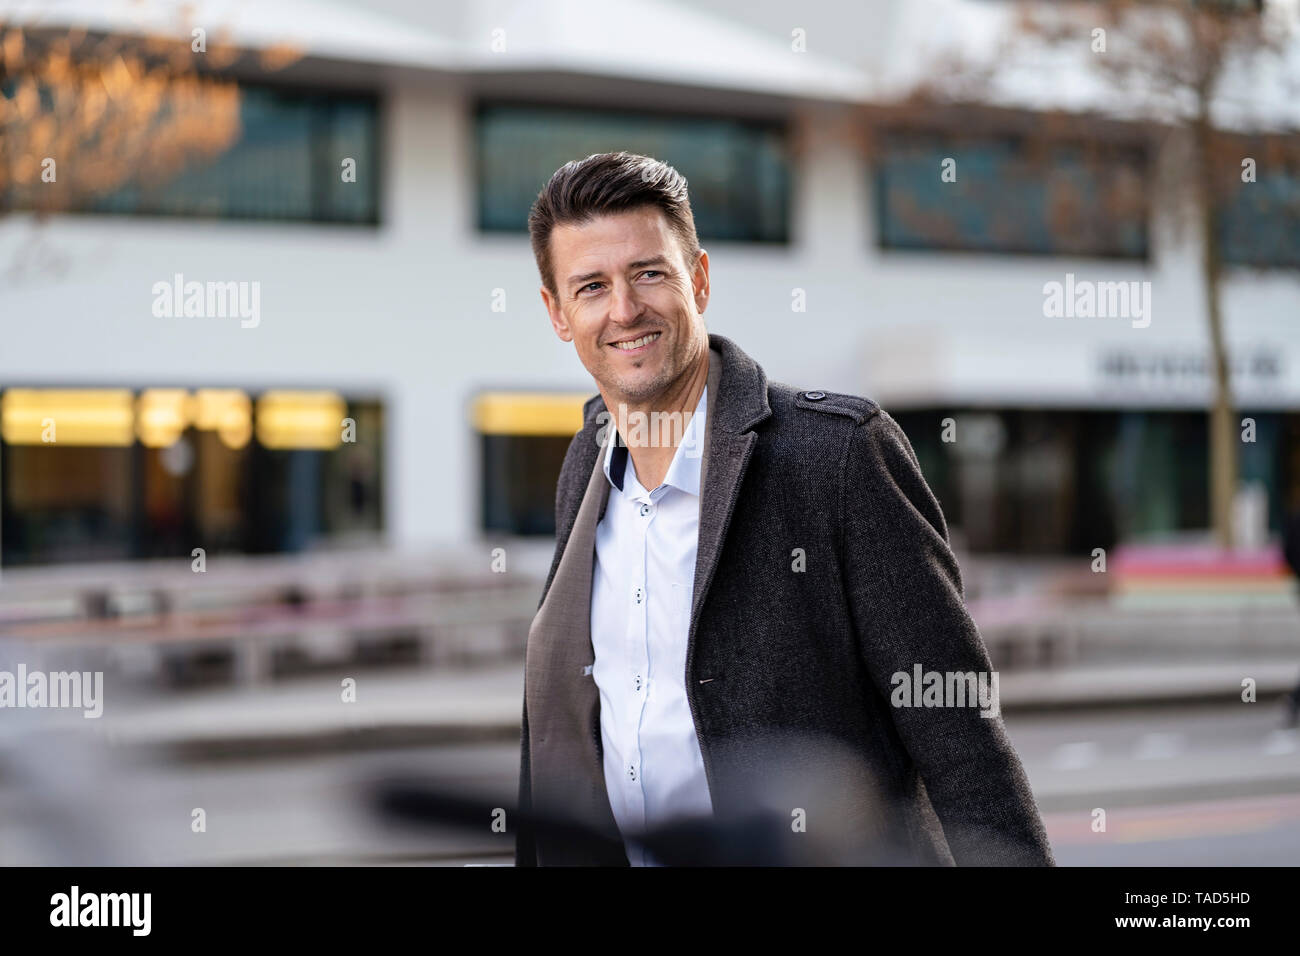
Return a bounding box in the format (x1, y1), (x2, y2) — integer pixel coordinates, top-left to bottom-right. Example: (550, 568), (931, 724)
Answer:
(1134, 732), (1185, 760)
(1043, 792), (1300, 845)
(1050, 741), (1099, 770)
(1263, 729), (1298, 755)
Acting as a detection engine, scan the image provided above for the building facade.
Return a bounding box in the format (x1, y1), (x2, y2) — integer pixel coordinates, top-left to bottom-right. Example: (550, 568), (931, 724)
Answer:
(1, 0), (1298, 566)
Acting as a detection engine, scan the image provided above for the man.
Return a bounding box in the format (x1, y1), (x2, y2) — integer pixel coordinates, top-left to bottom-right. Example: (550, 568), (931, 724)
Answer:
(516, 151), (1054, 866)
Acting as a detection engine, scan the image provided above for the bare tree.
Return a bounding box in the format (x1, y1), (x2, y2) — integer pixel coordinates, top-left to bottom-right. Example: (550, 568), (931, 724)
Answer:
(868, 0), (1300, 548)
(0, 13), (302, 275)
(1029, 0), (1300, 549)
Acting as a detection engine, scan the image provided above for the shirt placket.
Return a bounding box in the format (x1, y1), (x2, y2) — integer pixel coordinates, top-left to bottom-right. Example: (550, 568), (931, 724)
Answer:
(623, 486), (654, 850)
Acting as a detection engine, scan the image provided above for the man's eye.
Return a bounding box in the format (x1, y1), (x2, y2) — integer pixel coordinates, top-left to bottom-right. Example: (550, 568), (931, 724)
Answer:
(579, 282), (603, 294)
(639, 270), (662, 280)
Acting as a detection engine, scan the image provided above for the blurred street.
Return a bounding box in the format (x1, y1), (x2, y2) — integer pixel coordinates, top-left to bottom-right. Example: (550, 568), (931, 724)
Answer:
(1, 663), (1297, 865)
(1, 545), (1297, 866)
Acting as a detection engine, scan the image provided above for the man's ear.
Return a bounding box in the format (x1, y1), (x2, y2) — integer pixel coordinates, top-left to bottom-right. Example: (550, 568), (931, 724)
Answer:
(541, 285), (572, 342)
(692, 248), (710, 315)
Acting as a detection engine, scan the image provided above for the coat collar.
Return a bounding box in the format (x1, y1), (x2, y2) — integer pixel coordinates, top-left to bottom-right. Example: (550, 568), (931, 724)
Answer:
(560, 331), (773, 654)
(601, 376), (708, 497)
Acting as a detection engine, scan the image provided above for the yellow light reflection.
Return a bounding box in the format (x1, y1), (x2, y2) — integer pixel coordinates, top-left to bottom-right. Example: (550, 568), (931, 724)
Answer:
(194, 389), (252, 449)
(136, 388), (193, 447)
(1, 389), (135, 446)
(256, 391), (347, 450)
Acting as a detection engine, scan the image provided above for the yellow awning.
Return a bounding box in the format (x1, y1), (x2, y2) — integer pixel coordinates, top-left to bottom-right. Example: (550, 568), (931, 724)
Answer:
(471, 391), (590, 436)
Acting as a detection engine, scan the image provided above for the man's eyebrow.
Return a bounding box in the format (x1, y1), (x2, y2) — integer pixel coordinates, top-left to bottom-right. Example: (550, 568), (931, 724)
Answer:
(566, 256), (671, 290)
(567, 270), (605, 288)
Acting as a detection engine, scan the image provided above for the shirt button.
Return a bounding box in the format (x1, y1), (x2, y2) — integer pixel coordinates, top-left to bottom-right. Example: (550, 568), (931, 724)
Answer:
(628, 765), (637, 781)
(633, 587), (643, 604)
(634, 674), (642, 691)
(639, 503), (652, 517)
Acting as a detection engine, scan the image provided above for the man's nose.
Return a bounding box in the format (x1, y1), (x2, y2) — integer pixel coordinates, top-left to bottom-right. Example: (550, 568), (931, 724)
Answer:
(608, 281), (644, 324)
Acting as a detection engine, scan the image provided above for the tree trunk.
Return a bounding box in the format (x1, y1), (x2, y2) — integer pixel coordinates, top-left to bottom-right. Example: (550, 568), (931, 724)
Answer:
(1195, 119), (1238, 549)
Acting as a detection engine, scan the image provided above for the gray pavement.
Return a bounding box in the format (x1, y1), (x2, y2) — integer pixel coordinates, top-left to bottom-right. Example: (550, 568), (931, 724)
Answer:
(4, 651), (1300, 866)
(35, 656), (1299, 758)
(3, 701), (1297, 865)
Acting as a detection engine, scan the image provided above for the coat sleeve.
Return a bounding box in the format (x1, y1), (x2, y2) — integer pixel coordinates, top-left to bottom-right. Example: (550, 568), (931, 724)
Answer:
(840, 410), (1055, 866)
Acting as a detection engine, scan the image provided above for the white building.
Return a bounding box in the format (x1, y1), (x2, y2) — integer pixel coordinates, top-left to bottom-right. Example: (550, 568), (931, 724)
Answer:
(1, 0), (1298, 564)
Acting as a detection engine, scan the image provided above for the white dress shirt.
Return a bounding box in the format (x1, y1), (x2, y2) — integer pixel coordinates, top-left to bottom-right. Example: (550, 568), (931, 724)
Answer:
(590, 383), (713, 866)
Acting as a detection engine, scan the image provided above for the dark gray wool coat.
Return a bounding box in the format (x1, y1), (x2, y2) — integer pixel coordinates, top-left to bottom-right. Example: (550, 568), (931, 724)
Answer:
(516, 332), (1055, 866)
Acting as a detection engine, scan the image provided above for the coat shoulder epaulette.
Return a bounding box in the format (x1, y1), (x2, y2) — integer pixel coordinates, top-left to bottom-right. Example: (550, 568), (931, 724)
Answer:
(789, 387), (881, 425)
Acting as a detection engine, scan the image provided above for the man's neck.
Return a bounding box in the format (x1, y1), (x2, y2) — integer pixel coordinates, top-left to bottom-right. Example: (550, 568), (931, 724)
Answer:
(606, 350), (710, 493)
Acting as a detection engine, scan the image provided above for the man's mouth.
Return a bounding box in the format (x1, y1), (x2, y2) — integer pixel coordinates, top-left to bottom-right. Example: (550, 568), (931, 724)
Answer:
(608, 331), (661, 353)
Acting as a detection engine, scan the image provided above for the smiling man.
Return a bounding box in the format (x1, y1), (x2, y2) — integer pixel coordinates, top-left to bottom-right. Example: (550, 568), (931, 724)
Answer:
(516, 151), (1054, 867)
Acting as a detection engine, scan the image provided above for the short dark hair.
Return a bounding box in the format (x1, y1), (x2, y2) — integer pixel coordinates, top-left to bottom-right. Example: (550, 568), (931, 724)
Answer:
(528, 151), (701, 297)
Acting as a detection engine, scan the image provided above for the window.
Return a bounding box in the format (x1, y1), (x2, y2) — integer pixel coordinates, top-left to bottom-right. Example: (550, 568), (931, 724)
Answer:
(4, 82), (381, 224)
(1219, 144), (1300, 269)
(0, 389), (385, 567)
(890, 406), (1299, 555)
(475, 103), (790, 243)
(874, 132), (1149, 258)
(480, 434), (572, 536)
(472, 391), (588, 536)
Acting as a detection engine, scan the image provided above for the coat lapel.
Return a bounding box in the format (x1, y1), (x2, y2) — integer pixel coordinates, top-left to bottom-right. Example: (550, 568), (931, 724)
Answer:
(690, 335), (772, 650)
(523, 416), (622, 863)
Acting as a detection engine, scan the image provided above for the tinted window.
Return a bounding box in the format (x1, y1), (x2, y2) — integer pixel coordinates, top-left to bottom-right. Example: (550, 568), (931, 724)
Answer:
(476, 103), (789, 242)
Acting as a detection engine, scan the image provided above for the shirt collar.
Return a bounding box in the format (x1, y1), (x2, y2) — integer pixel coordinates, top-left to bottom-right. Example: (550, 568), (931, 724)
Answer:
(602, 384), (707, 497)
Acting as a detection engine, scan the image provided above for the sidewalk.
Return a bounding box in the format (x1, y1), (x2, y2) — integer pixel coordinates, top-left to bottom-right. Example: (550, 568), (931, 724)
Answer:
(29, 656), (1296, 759)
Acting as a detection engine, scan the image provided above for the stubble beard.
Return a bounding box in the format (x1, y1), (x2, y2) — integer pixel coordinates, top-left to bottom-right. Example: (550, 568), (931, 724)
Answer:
(608, 354), (678, 405)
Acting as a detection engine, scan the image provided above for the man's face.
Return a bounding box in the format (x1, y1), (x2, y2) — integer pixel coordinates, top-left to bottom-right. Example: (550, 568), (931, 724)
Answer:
(541, 206), (709, 405)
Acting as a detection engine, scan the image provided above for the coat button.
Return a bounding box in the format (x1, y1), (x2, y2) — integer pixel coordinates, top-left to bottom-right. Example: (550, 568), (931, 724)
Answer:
(804, 390), (826, 400)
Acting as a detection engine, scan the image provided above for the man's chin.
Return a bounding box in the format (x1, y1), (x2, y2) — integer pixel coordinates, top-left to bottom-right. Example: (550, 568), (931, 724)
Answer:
(608, 374), (670, 403)
(604, 367), (667, 402)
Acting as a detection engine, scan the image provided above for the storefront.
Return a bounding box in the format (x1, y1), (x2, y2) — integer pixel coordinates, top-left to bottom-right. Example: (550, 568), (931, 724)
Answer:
(0, 388), (385, 566)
